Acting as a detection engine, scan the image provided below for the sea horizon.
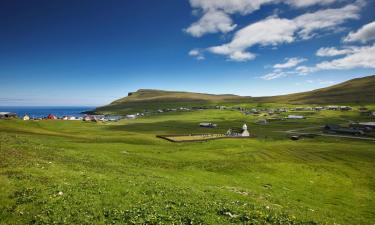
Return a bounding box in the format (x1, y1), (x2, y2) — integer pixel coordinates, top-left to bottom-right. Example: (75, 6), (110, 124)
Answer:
(0, 106), (96, 118)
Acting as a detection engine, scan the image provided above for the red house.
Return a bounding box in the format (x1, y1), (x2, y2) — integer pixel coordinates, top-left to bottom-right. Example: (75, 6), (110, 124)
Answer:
(47, 114), (57, 120)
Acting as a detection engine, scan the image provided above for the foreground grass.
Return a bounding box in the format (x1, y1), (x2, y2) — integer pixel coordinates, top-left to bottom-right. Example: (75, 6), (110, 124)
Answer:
(0, 109), (374, 224)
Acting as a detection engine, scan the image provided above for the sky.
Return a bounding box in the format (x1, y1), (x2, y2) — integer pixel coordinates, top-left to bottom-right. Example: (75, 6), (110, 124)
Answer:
(1, 0), (375, 106)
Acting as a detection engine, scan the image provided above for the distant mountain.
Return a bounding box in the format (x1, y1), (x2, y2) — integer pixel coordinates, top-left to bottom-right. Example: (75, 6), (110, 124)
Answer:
(254, 75), (375, 104)
(93, 75), (375, 114)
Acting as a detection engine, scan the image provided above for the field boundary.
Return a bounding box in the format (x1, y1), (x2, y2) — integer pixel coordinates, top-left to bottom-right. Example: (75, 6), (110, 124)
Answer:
(156, 134), (255, 142)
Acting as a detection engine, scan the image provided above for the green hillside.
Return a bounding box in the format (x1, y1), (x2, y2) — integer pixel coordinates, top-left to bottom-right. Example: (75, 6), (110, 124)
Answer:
(94, 89), (251, 114)
(94, 75), (375, 114)
(255, 75), (375, 104)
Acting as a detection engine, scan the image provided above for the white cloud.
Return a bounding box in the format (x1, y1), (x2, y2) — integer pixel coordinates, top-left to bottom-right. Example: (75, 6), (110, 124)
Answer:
(316, 46), (356, 56)
(344, 21), (375, 43)
(261, 71), (288, 80)
(207, 2), (362, 61)
(189, 0), (275, 15)
(209, 17), (297, 61)
(186, 0), (340, 37)
(261, 70), (297, 80)
(286, 0), (337, 8)
(185, 10), (237, 37)
(273, 57), (306, 68)
(188, 49), (205, 60)
(316, 44), (375, 70)
(295, 43), (375, 75)
(296, 66), (318, 75)
(293, 3), (361, 39)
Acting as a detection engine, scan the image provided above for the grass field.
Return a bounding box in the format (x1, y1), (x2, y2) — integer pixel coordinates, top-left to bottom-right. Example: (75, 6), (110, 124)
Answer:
(0, 109), (375, 224)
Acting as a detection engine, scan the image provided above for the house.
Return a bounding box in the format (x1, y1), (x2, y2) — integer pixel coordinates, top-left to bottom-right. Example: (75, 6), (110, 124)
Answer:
(62, 116), (69, 120)
(199, 122), (217, 128)
(126, 114), (137, 119)
(47, 114), (57, 120)
(340, 106), (352, 111)
(287, 115), (304, 119)
(324, 124), (364, 136)
(23, 115), (30, 121)
(327, 106), (339, 110)
(226, 124), (250, 137)
(83, 115), (92, 121)
(0, 112), (17, 119)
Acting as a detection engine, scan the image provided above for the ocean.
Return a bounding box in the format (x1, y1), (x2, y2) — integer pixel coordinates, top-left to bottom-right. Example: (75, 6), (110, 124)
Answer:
(0, 106), (95, 119)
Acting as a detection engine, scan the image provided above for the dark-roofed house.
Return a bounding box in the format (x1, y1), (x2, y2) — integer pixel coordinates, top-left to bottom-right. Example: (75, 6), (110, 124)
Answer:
(0, 112), (17, 119)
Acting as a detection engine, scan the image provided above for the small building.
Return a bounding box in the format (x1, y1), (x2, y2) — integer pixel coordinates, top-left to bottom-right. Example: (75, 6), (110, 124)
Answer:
(327, 106), (339, 110)
(126, 114), (137, 119)
(199, 122), (217, 128)
(47, 114), (57, 120)
(83, 116), (92, 121)
(23, 114), (30, 121)
(226, 124), (250, 137)
(287, 115), (304, 119)
(0, 112), (17, 119)
(340, 106), (352, 111)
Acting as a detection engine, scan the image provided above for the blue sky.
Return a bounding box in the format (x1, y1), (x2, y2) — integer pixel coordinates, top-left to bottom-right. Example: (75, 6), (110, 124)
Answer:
(1, 0), (375, 106)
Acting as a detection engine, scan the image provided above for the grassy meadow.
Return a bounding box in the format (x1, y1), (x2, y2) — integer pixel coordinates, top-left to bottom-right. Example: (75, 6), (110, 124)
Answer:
(0, 109), (375, 224)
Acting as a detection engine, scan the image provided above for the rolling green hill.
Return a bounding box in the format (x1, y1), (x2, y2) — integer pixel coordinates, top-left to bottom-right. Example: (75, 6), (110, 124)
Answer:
(254, 75), (375, 104)
(94, 75), (375, 114)
(94, 89), (251, 114)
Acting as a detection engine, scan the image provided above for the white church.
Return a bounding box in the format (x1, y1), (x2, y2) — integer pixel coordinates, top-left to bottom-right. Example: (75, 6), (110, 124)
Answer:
(226, 124), (250, 137)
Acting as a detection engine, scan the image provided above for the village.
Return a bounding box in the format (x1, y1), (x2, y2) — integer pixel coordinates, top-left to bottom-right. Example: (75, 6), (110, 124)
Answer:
(1, 104), (375, 142)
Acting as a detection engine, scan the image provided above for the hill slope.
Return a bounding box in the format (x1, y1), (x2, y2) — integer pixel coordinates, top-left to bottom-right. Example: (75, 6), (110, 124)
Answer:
(94, 89), (251, 114)
(94, 75), (375, 114)
(254, 75), (375, 104)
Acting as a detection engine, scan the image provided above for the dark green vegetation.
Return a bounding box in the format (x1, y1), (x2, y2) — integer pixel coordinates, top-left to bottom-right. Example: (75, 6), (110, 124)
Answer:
(1, 108), (375, 224)
(94, 75), (375, 115)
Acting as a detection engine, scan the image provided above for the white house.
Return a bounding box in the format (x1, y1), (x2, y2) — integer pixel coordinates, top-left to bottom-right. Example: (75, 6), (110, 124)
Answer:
(288, 115), (304, 119)
(126, 114), (137, 119)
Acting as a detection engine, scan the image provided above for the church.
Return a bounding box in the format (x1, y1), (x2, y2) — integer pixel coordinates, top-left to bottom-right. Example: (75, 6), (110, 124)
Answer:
(226, 124), (250, 137)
